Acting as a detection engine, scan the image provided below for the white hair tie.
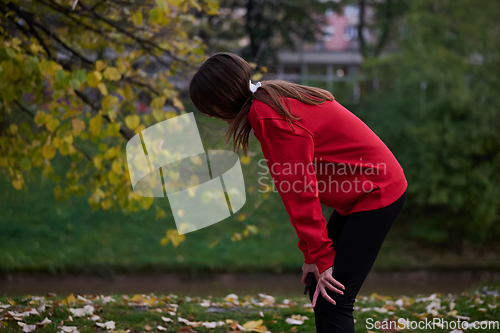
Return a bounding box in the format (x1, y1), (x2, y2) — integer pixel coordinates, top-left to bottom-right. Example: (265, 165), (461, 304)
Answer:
(249, 79), (261, 94)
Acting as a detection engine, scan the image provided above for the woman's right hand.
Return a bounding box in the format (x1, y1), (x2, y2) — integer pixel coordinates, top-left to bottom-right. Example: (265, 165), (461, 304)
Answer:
(302, 263), (345, 308)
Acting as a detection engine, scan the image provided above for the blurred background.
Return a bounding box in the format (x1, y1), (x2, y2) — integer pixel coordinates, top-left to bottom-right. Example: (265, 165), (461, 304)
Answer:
(0, 0), (499, 298)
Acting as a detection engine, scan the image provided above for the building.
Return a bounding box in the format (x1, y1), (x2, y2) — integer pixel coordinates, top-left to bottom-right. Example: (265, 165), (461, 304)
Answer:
(268, 5), (374, 103)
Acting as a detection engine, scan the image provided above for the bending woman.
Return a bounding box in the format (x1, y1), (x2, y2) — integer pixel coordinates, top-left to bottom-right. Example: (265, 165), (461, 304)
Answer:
(188, 52), (408, 333)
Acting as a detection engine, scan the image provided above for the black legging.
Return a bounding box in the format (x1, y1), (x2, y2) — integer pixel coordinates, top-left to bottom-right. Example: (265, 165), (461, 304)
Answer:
(307, 189), (407, 332)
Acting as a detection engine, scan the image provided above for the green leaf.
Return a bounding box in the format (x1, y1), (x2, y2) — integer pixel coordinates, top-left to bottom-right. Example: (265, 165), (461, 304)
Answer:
(155, 0), (168, 10)
(69, 78), (81, 89)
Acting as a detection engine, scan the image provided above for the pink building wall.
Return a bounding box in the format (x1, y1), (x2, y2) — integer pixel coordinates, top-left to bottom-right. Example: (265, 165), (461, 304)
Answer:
(323, 13), (350, 51)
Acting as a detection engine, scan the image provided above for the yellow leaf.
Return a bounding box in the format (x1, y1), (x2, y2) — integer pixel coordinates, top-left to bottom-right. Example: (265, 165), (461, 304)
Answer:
(134, 124), (146, 134)
(106, 123), (121, 137)
(108, 171), (120, 185)
(34, 111), (46, 125)
(246, 225), (258, 234)
(160, 237), (169, 246)
(149, 8), (165, 25)
(62, 293), (77, 306)
(95, 60), (106, 72)
(94, 155), (103, 170)
(240, 155), (251, 165)
(42, 144), (56, 160)
(87, 71), (102, 87)
(130, 294), (145, 303)
(104, 67), (122, 81)
(248, 62), (257, 70)
(173, 97), (185, 110)
(59, 141), (70, 155)
(242, 319), (263, 330)
(166, 229), (185, 247)
(165, 111), (177, 119)
(61, 110), (81, 120)
(255, 325), (268, 333)
(205, 0), (219, 15)
(125, 115), (140, 130)
(132, 11), (143, 26)
(155, 0), (168, 11)
(124, 83), (133, 100)
(12, 178), (23, 190)
(237, 213), (247, 222)
(151, 96), (166, 109)
(251, 72), (263, 81)
(89, 114), (102, 136)
(102, 95), (119, 110)
(231, 232), (242, 241)
(112, 160), (122, 174)
(155, 206), (167, 220)
(46, 118), (60, 132)
(72, 118), (86, 136)
(209, 238), (220, 249)
(152, 108), (164, 122)
(101, 198), (113, 210)
(97, 82), (108, 96)
(9, 124), (18, 134)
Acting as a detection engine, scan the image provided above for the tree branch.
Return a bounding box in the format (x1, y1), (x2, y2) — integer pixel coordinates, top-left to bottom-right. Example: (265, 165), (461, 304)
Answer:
(73, 90), (135, 140)
(76, 1), (188, 67)
(14, 100), (92, 161)
(374, 0), (393, 57)
(2, 2), (52, 58)
(358, 0), (366, 58)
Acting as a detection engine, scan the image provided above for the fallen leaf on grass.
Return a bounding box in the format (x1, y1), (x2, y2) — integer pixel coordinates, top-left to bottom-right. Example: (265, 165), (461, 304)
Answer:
(96, 320), (115, 330)
(38, 317), (52, 325)
(17, 322), (36, 332)
(62, 294), (77, 306)
(290, 314), (309, 321)
(285, 318), (304, 325)
(224, 293), (239, 304)
(69, 305), (94, 317)
(178, 327), (196, 333)
(100, 296), (116, 304)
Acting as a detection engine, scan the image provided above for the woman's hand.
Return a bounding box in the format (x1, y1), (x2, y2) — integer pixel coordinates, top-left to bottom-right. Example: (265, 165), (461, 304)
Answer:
(302, 263), (345, 308)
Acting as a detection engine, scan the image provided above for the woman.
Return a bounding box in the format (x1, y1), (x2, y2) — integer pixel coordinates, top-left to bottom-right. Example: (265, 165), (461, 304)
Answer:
(189, 52), (407, 333)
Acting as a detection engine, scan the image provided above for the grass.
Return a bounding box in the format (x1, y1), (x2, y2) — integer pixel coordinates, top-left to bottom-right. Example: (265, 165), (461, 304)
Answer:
(0, 280), (499, 332)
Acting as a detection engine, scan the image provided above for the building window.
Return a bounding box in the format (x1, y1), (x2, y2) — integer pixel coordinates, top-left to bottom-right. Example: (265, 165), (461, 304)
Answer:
(309, 64), (327, 76)
(344, 26), (358, 41)
(284, 66), (301, 74)
(322, 26), (335, 41)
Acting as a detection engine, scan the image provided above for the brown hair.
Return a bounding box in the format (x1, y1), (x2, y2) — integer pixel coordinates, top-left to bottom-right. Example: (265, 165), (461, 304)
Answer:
(188, 52), (334, 156)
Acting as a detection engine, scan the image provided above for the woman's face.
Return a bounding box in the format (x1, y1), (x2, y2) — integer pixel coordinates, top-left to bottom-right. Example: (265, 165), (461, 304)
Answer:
(206, 106), (235, 126)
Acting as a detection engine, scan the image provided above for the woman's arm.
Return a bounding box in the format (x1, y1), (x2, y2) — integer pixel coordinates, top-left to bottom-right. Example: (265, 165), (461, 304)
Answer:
(255, 116), (335, 274)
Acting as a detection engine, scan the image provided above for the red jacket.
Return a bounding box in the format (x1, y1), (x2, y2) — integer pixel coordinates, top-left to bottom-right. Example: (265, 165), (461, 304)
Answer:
(247, 96), (408, 274)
